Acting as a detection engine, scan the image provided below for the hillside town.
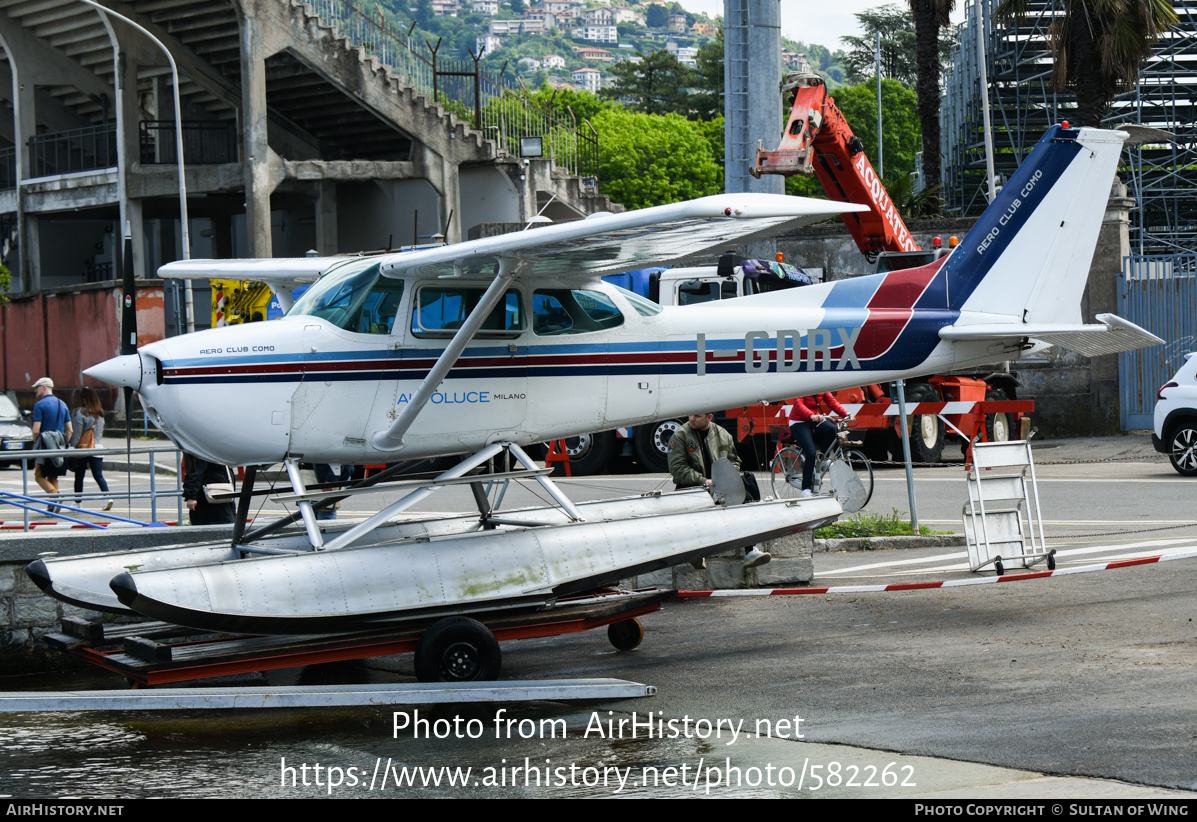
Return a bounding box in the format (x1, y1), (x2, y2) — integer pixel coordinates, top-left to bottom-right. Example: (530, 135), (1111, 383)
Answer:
(419, 0), (820, 91)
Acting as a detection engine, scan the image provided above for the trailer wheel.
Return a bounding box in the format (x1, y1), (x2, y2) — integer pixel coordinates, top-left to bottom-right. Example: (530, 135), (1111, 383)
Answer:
(985, 389), (1011, 443)
(607, 619), (644, 651)
(994, 558), (1004, 577)
(888, 384), (945, 463)
(1047, 551), (1056, 571)
(633, 419), (683, 473)
(414, 617), (502, 682)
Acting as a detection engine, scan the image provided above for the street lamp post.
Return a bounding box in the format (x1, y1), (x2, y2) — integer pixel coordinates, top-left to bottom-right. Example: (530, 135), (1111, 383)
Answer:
(78, 0), (195, 333)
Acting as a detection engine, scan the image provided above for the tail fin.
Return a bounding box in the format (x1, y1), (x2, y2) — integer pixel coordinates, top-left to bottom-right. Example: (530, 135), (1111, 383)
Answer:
(941, 125), (1128, 323)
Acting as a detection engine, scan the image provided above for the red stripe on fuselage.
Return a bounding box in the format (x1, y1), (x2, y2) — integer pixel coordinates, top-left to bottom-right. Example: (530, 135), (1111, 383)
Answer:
(855, 258), (945, 359)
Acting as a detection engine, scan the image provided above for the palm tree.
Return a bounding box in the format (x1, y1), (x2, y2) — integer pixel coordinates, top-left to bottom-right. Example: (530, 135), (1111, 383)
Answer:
(996, 0), (1179, 127)
(909, 1), (955, 215)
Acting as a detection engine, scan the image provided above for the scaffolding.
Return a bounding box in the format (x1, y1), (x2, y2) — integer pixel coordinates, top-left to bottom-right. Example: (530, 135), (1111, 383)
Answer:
(941, 0), (1197, 255)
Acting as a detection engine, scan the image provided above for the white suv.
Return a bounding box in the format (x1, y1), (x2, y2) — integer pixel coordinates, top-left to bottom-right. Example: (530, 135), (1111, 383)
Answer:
(1153, 353), (1197, 475)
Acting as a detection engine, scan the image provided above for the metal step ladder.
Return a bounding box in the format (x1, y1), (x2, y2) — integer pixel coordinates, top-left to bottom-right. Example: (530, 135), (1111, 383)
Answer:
(961, 439), (1054, 575)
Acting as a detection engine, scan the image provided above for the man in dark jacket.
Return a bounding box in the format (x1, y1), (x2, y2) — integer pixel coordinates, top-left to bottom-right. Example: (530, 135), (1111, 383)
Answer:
(667, 413), (770, 568)
(183, 454), (236, 525)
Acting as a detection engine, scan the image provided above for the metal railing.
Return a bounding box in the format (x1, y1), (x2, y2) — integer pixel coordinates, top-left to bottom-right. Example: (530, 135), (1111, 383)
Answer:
(28, 125), (118, 177)
(139, 120), (238, 165)
(84, 261), (114, 283)
(300, 0), (598, 177)
(2, 445), (184, 531)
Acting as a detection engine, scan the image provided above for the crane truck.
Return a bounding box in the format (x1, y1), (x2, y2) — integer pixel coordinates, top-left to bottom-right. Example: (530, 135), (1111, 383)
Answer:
(550, 72), (1030, 476)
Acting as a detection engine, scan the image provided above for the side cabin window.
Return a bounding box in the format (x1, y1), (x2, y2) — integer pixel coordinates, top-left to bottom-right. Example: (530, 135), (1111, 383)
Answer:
(676, 278), (738, 306)
(412, 286), (525, 338)
(288, 259), (405, 335)
(532, 289), (625, 336)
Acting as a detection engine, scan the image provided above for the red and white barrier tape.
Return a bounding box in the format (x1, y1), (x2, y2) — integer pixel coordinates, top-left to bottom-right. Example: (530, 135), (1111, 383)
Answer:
(783, 401), (980, 418)
(677, 548), (1197, 598)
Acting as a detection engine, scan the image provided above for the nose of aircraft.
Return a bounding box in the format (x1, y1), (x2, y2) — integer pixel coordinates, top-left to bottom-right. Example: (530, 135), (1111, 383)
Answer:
(84, 353), (143, 391)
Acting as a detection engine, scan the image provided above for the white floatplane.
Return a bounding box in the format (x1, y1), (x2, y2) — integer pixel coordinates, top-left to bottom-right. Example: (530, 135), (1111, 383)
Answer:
(30, 125), (1161, 637)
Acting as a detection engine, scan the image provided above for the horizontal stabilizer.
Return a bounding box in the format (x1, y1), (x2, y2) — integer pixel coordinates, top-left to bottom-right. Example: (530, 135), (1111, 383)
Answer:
(939, 313), (1164, 357)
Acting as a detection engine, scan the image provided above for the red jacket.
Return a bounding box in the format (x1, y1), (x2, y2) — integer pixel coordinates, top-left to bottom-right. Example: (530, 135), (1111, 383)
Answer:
(788, 393), (848, 423)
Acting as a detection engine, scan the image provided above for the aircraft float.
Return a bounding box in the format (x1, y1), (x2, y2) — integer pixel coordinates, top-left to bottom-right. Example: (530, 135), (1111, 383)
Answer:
(29, 125), (1161, 639)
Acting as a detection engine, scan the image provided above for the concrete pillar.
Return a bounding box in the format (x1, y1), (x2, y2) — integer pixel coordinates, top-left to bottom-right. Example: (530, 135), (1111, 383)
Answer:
(115, 47), (146, 280)
(723, 0), (783, 196)
(316, 180), (337, 254)
(440, 155), (461, 244)
(15, 66), (36, 291)
(241, 15), (273, 257)
(22, 212), (38, 292)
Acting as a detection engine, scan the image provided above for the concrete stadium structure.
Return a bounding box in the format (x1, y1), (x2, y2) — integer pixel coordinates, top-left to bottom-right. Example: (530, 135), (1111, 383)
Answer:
(0, 0), (613, 301)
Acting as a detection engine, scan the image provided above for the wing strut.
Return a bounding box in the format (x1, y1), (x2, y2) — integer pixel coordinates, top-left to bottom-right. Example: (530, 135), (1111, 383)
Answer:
(508, 442), (584, 522)
(371, 258), (523, 451)
(318, 442), (508, 552)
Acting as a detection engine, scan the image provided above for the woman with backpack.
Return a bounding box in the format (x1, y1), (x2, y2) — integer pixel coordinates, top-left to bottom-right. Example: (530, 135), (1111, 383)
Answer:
(69, 387), (111, 510)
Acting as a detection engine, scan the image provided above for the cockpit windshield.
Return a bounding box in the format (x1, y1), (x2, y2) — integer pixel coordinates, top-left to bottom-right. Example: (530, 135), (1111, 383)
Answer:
(288, 258), (405, 334)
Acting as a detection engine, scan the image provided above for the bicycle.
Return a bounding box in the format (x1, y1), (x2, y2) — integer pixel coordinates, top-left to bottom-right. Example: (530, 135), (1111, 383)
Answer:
(770, 419), (874, 511)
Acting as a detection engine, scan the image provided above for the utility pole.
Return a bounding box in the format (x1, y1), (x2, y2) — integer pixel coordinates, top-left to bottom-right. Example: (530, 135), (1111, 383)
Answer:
(724, 0), (782, 258)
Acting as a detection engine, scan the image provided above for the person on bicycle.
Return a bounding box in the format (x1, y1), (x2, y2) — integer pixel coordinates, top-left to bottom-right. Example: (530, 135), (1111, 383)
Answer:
(788, 394), (854, 496)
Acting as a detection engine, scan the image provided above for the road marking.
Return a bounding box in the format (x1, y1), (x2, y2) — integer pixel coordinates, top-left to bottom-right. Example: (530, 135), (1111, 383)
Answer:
(818, 538), (1197, 579)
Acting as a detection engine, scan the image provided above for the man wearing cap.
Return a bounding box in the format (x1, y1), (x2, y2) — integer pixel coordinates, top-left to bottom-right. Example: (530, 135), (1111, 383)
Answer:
(30, 377), (72, 501)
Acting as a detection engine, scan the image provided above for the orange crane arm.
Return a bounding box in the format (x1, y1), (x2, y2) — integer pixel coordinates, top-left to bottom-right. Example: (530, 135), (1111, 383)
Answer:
(752, 73), (920, 256)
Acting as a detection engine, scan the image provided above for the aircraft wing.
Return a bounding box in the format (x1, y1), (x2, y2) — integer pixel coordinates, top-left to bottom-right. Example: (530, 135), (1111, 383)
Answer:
(940, 314), (1164, 357)
(157, 256), (341, 288)
(378, 193), (867, 280)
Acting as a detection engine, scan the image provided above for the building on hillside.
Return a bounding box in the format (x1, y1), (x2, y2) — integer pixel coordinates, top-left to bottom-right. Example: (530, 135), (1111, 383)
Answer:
(576, 46), (614, 61)
(577, 25), (618, 43)
(476, 34), (503, 57)
(583, 7), (613, 25)
(542, 54), (567, 69)
(571, 67), (601, 93)
(488, 18), (546, 35)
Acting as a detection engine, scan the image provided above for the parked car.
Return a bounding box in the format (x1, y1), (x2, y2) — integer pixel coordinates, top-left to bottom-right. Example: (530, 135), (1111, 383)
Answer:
(0, 393), (34, 467)
(1153, 353), (1197, 476)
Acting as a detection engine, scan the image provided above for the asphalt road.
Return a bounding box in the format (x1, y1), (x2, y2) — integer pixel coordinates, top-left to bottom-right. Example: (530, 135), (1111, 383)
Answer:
(3, 434), (1195, 797)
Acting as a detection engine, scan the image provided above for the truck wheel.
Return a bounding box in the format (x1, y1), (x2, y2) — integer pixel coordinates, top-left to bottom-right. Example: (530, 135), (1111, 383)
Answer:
(633, 419), (682, 473)
(564, 431), (616, 475)
(414, 617), (501, 682)
(888, 384), (945, 463)
(985, 389), (1011, 443)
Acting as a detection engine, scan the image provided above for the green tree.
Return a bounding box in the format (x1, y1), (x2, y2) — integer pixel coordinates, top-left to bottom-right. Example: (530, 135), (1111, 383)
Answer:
(530, 84), (613, 122)
(601, 50), (694, 116)
(996, 0), (1178, 126)
(908, 0), (954, 213)
(415, 0), (433, 30)
(510, 0), (524, 13)
(690, 34), (723, 121)
(591, 109), (722, 209)
(842, 4), (917, 84)
(831, 80), (922, 183)
(645, 5), (669, 29)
